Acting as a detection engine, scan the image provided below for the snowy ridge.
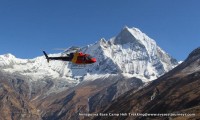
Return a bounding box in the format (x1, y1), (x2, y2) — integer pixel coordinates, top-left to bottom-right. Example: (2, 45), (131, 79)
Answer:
(0, 26), (178, 93)
(0, 53), (74, 82)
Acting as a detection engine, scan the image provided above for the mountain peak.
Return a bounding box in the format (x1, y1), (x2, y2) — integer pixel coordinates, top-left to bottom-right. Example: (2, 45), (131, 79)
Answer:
(112, 26), (156, 47)
(98, 38), (107, 44)
(112, 26), (139, 45)
(122, 25), (129, 29)
(122, 26), (141, 33)
(2, 53), (15, 58)
(0, 53), (16, 61)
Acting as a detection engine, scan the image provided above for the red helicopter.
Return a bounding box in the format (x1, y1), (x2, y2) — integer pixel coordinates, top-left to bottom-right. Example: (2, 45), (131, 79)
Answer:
(42, 48), (96, 65)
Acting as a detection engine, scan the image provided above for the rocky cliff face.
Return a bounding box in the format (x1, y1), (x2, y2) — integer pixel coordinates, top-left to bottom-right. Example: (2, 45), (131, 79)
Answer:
(93, 47), (200, 120)
(38, 75), (144, 120)
(0, 26), (178, 120)
(0, 71), (41, 120)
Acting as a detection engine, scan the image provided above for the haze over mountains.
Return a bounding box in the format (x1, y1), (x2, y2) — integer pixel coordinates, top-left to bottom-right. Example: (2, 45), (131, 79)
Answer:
(1, 26), (197, 120)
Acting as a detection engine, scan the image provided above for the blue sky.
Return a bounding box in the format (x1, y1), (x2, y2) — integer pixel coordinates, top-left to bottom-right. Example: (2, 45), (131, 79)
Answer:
(0, 0), (200, 60)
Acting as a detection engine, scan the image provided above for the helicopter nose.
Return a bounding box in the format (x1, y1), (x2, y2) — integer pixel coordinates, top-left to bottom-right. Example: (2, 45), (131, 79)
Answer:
(91, 58), (96, 63)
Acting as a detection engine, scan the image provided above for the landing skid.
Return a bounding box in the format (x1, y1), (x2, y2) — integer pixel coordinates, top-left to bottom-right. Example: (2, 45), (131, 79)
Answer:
(70, 64), (86, 69)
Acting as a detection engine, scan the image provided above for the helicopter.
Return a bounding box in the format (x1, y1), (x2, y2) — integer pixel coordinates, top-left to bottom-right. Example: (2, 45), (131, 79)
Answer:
(42, 47), (96, 65)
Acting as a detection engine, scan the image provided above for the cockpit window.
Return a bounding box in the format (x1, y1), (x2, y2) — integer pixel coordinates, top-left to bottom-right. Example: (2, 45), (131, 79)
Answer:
(86, 55), (93, 60)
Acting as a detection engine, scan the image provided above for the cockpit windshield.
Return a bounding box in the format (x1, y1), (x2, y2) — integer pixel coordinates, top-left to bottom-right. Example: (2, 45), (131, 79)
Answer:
(86, 55), (93, 60)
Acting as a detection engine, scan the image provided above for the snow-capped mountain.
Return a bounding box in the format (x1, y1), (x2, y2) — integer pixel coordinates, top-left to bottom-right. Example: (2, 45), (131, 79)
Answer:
(0, 26), (178, 93)
(81, 26), (178, 81)
(0, 26), (179, 120)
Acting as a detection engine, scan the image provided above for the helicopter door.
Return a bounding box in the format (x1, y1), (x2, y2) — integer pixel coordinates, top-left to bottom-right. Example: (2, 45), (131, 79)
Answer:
(76, 56), (86, 64)
(71, 53), (79, 63)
